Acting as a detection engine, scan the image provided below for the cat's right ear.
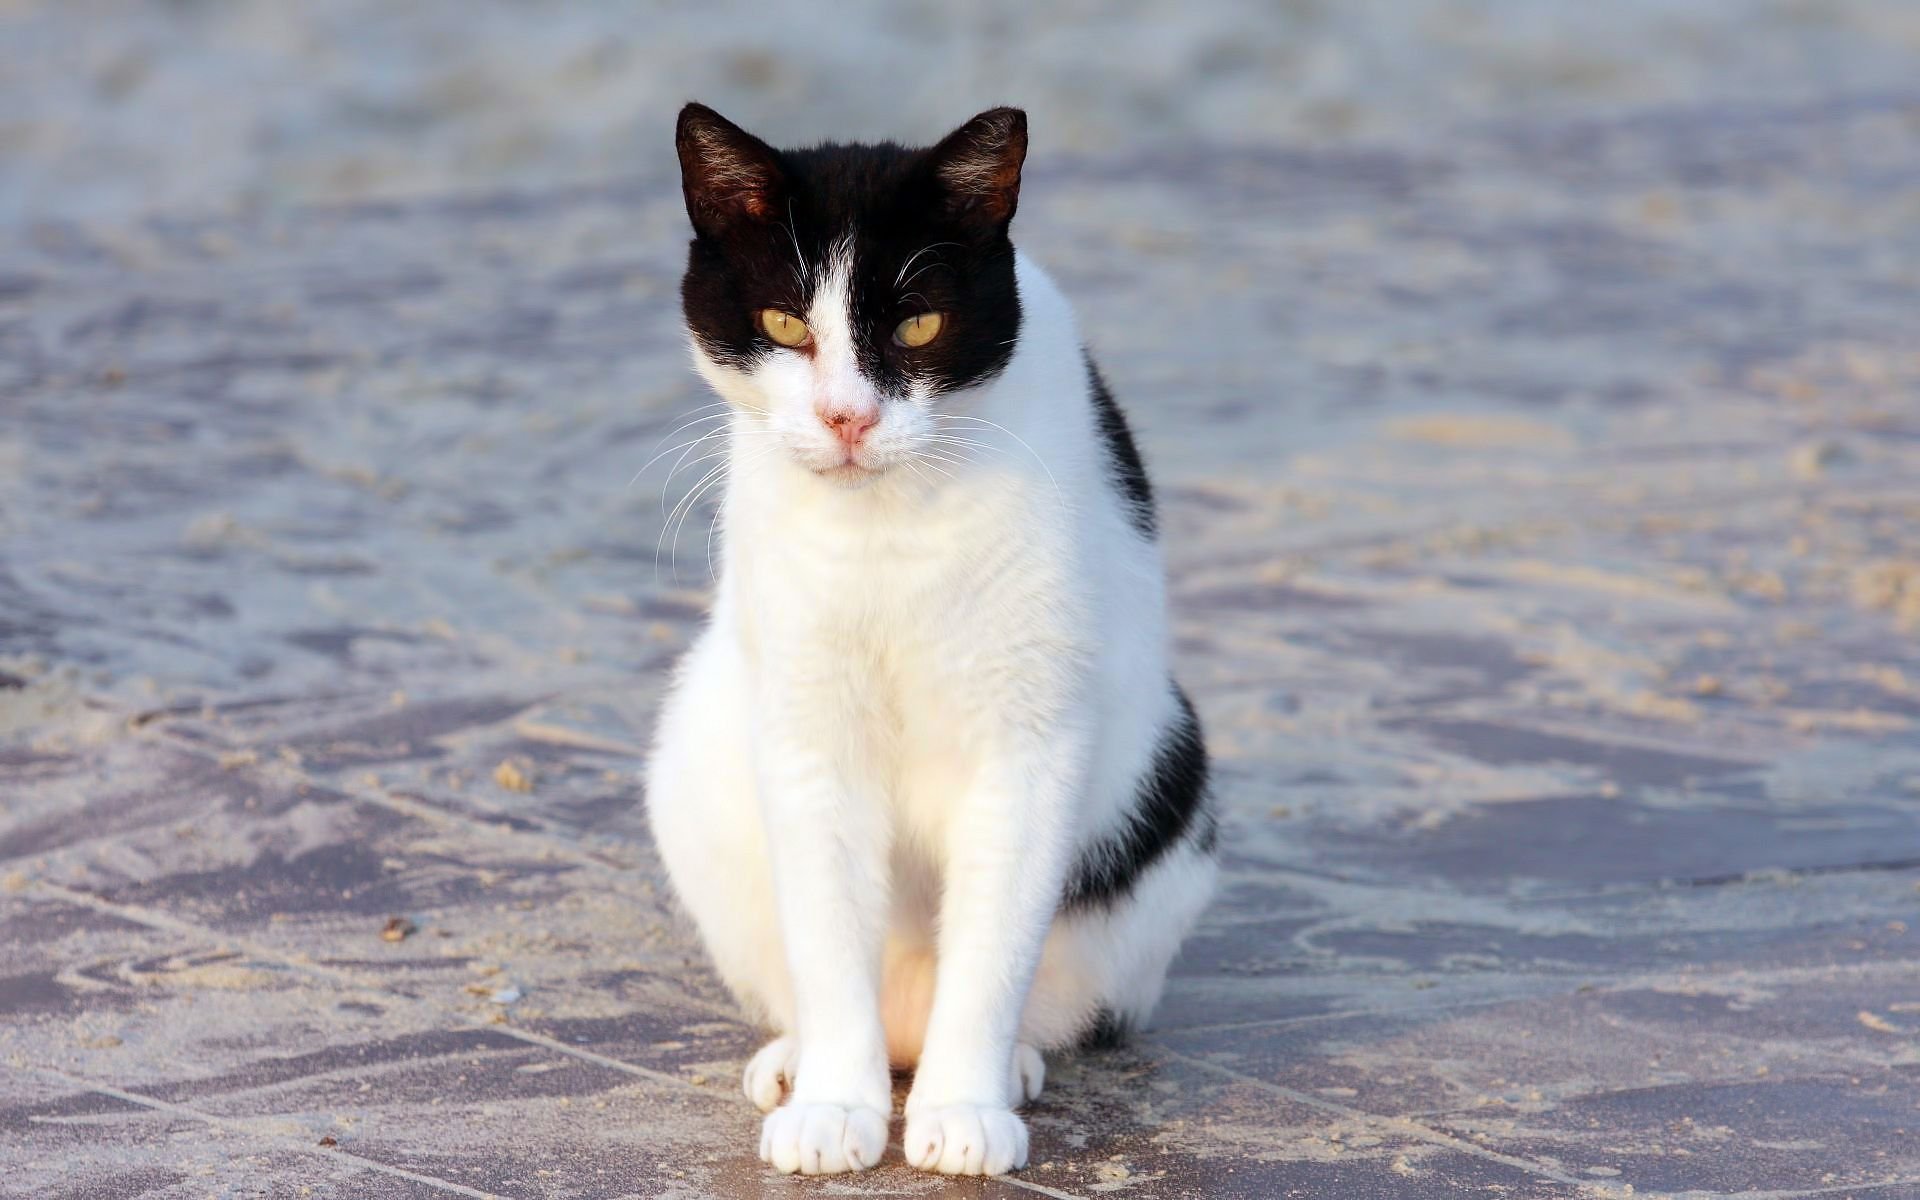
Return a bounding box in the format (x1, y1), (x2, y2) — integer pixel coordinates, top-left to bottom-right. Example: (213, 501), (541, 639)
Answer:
(925, 107), (1028, 233)
(676, 103), (785, 237)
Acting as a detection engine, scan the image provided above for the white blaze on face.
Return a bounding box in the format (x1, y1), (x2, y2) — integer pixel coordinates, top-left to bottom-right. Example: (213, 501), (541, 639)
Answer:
(806, 242), (880, 447)
(692, 235), (933, 481)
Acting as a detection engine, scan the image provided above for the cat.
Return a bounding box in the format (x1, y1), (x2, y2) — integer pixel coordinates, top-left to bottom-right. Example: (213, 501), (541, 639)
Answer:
(646, 102), (1217, 1177)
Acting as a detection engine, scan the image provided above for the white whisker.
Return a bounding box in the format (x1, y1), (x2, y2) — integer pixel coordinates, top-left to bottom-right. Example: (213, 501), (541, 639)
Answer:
(627, 407), (734, 487)
(914, 456), (964, 482)
(657, 456), (731, 582)
(900, 458), (936, 490)
(933, 414), (1064, 502)
(660, 430), (730, 506)
(783, 199), (809, 293)
(658, 425), (784, 503)
(894, 241), (961, 288)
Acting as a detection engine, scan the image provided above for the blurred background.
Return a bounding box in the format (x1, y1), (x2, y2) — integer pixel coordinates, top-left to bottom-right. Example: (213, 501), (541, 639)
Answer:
(6, 3), (1920, 1197)
(7, 0), (1920, 225)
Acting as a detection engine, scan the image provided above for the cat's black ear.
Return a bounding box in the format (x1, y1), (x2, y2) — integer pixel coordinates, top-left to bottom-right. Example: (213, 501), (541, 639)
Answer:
(925, 107), (1028, 232)
(676, 103), (785, 237)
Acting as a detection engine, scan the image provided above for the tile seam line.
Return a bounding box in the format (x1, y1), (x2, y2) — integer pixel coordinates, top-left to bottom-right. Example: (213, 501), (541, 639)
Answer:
(1155, 1045), (1593, 1189)
(1000, 1175), (1095, 1199)
(1726, 1181), (1920, 1200)
(133, 717), (662, 885)
(493, 1025), (719, 1094)
(1156, 992), (1523, 1037)
(26, 1064), (508, 1200)
(30, 880), (392, 992)
(29, 879), (714, 1097)
(1155, 957), (1920, 1037)
(1393, 1068), (1907, 1129)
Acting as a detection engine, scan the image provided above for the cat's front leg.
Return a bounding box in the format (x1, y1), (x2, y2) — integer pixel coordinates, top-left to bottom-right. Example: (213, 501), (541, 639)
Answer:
(752, 690), (893, 1174)
(905, 731), (1086, 1176)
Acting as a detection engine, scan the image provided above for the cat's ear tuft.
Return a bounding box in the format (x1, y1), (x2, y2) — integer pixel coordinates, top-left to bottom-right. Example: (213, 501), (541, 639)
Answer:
(926, 107), (1028, 231)
(676, 103), (784, 235)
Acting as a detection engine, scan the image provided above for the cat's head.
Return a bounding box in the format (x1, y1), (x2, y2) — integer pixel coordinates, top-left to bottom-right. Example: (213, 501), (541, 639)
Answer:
(675, 102), (1026, 484)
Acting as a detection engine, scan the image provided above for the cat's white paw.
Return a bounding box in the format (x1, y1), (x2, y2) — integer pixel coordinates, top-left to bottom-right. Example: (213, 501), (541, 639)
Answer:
(758, 1102), (888, 1175)
(903, 1103), (1029, 1175)
(743, 1036), (798, 1113)
(1009, 1043), (1045, 1105)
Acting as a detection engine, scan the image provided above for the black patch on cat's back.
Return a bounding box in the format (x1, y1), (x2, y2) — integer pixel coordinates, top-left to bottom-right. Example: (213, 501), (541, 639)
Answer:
(1059, 683), (1210, 913)
(1084, 353), (1156, 538)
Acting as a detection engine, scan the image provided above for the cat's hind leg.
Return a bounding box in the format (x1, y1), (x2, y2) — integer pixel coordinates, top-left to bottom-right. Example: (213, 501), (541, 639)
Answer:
(1009, 1042), (1045, 1104)
(879, 859), (1044, 1109)
(743, 1035), (798, 1113)
(1019, 836), (1219, 1053)
(883, 944), (1044, 1107)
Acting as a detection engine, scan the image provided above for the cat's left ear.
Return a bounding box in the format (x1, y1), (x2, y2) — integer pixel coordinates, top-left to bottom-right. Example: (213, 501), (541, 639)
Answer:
(925, 107), (1028, 232)
(676, 102), (785, 237)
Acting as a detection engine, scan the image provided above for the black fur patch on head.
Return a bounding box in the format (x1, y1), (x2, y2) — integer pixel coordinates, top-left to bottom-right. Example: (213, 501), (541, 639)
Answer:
(1085, 353), (1157, 538)
(675, 103), (1026, 395)
(1059, 684), (1212, 914)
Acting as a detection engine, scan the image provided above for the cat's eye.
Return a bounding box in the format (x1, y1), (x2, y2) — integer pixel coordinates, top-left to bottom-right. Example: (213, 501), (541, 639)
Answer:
(893, 312), (944, 349)
(760, 309), (811, 348)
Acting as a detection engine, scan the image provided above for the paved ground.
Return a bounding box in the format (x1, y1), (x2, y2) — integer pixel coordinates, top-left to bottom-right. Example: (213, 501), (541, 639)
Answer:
(4, 3), (1920, 1197)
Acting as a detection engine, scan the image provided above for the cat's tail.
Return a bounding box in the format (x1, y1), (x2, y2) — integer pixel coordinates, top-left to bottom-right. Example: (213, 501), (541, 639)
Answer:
(880, 941), (938, 1069)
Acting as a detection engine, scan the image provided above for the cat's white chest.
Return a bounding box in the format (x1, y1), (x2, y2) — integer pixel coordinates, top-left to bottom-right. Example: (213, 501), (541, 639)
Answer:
(736, 467), (1060, 636)
(728, 465), (1083, 783)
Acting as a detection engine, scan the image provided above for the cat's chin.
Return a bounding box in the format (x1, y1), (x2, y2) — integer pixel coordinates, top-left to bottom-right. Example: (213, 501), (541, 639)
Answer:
(812, 461), (885, 489)
(806, 458), (894, 487)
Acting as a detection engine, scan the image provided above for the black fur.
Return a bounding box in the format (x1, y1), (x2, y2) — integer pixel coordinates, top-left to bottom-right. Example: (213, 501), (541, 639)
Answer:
(1077, 1008), (1132, 1050)
(1084, 353), (1157, 538)
(676, 103), (1025, 397)
(1059, 684), (1211, 914)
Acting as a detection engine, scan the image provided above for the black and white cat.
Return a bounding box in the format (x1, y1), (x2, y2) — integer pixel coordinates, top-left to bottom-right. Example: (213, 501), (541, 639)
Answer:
(646, 103), (1217, 1177)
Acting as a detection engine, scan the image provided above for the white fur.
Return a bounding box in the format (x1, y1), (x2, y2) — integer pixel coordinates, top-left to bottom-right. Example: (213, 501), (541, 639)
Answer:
(646, 251), (1216, 1176)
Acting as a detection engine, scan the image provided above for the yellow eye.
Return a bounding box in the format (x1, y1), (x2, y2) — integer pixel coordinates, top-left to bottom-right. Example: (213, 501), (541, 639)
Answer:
(894, 312), (944, 348)
(760, 309), (811, 348)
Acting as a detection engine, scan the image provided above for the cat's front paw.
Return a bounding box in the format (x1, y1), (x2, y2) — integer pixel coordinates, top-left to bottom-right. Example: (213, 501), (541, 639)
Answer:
(758, 1102), (888, 1175)
(903, 1103), (1029, 1175)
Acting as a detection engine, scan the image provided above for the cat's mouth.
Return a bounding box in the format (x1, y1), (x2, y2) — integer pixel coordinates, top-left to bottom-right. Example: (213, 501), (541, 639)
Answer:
(815, 459), (882, 484)
(796, 439), (887, 483)
(787, 428), (892, 485)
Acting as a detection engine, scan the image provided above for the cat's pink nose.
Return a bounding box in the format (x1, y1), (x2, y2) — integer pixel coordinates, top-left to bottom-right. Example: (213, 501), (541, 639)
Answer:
(821, 406), (878, 448)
